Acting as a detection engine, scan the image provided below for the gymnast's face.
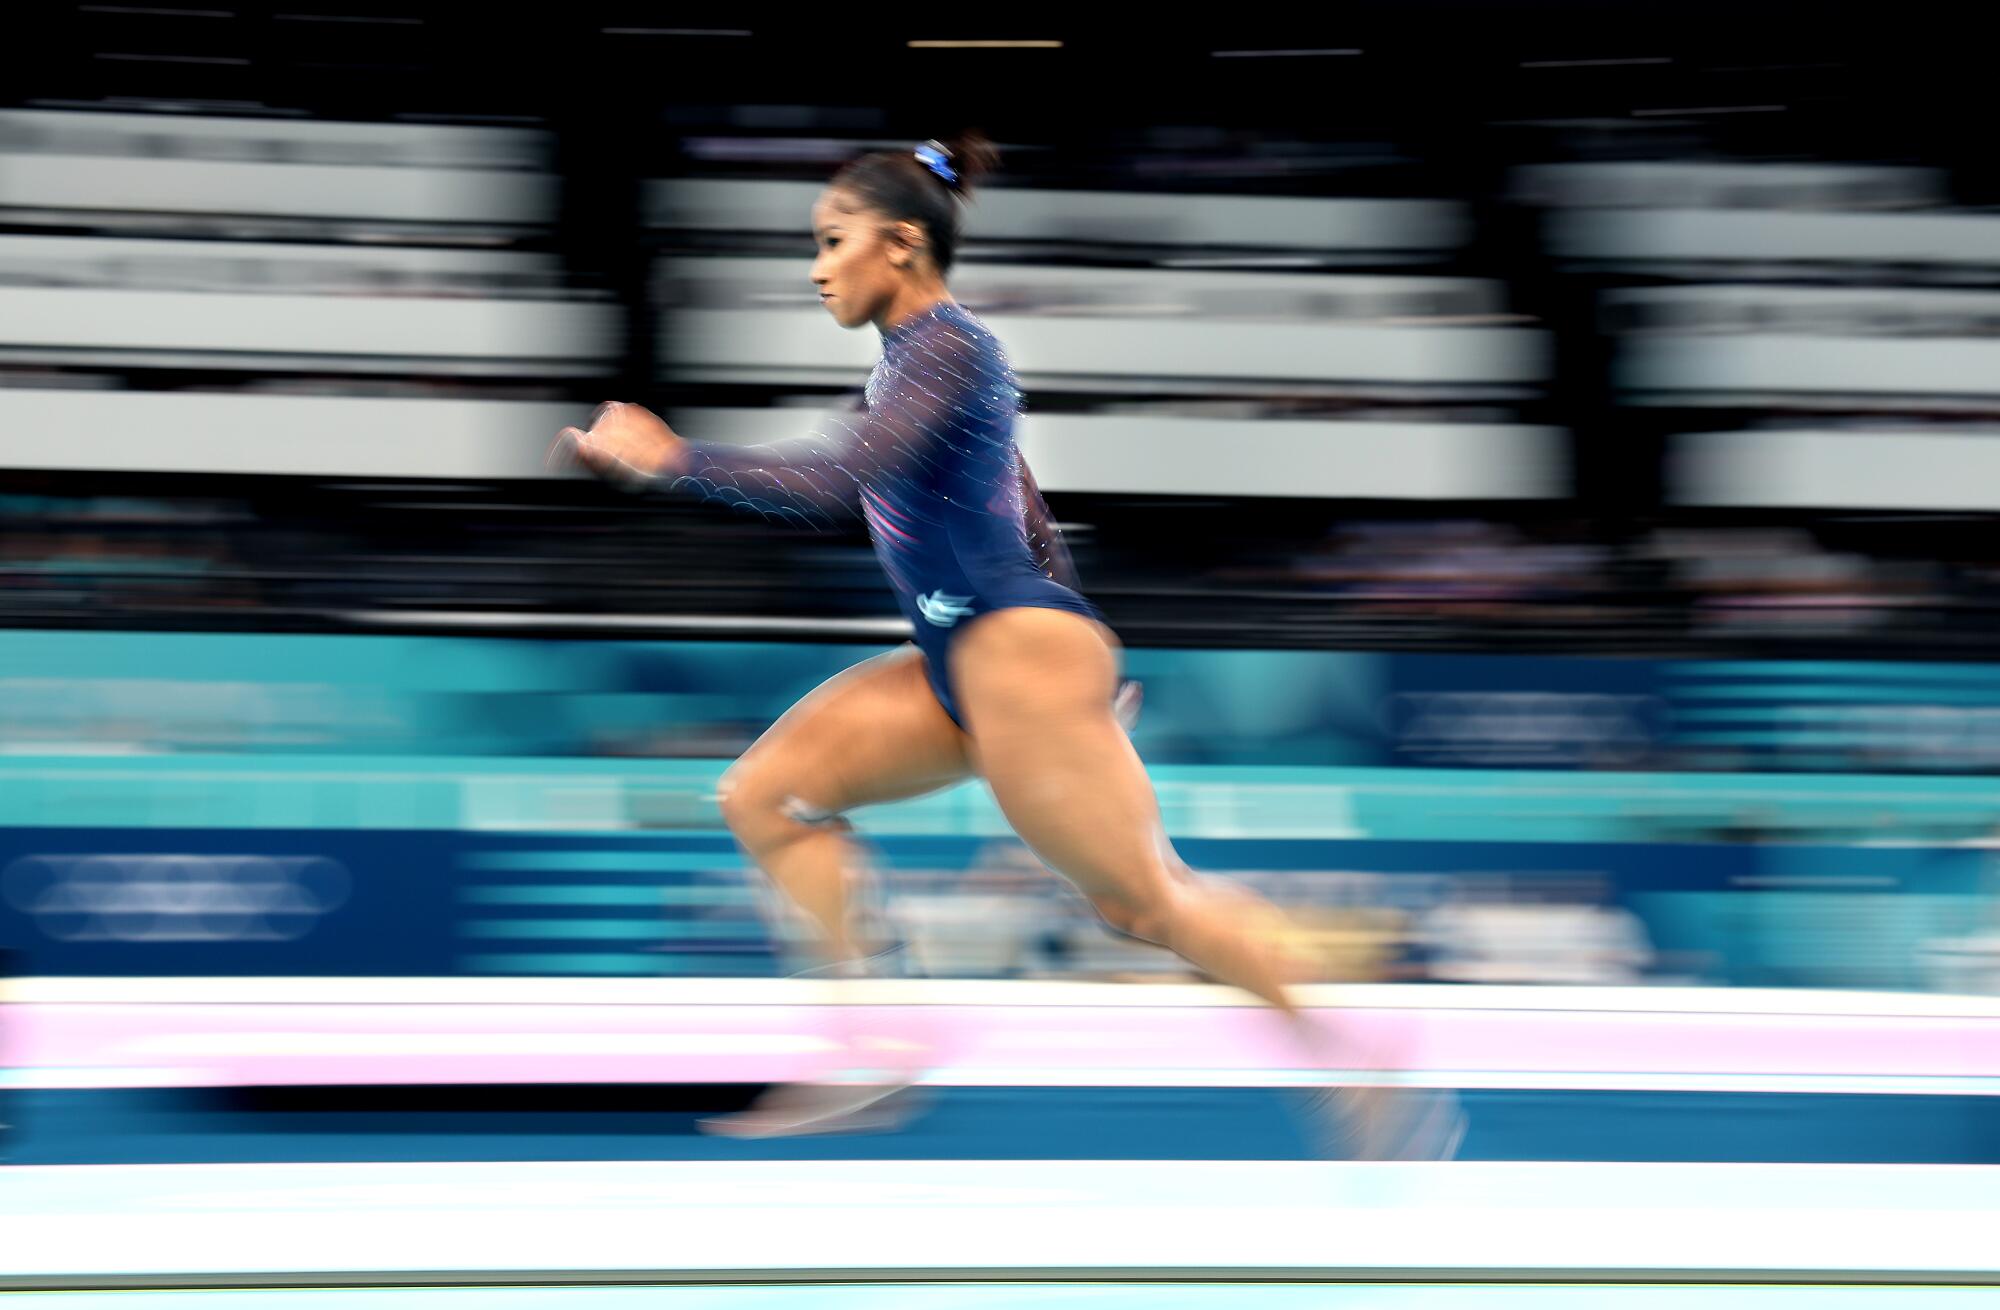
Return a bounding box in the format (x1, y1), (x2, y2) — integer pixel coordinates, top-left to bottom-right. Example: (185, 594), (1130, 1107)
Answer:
(810, 188), (925, 331)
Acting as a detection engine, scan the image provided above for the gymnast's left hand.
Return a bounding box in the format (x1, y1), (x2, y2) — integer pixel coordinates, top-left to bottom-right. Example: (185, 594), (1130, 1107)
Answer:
(549, 401), (689, 487)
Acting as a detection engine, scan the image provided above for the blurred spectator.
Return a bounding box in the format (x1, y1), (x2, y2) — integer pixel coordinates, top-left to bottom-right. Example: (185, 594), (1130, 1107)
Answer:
(1419, 875), (1655, 986)
(893, 841), (1056, 979)
(1926, 826), (2000, 994)
(1650, 528), (1938, 638)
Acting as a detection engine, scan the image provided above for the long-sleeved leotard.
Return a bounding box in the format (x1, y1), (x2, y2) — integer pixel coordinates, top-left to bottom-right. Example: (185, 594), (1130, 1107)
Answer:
(660, 299), (1102, 726)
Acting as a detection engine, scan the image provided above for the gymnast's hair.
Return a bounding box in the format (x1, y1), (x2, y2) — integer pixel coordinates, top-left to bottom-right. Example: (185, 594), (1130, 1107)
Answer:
(828, 130), (999, 275)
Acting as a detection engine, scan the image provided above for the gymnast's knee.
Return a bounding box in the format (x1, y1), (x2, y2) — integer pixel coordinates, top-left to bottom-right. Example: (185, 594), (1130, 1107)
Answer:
(1091, 891), (1175, 947)
(716, 764), (850, 842)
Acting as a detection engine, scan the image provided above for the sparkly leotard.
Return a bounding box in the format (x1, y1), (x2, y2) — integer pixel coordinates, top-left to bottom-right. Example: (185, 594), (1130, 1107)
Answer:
(667, 300), (1103, 727)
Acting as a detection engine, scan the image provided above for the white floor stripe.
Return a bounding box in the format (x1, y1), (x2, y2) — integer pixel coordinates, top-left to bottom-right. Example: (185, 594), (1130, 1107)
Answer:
(2, 1286), (1999, 1307)
(10, 978), (1999, 1017)
(4, 1160), (1996, 1285)
(10, 1065), (2000, 1095)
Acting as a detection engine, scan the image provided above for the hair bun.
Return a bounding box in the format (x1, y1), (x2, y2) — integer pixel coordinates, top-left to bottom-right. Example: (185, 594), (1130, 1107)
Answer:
(928, 130), (998, 198)
(914, 140), (959, 189)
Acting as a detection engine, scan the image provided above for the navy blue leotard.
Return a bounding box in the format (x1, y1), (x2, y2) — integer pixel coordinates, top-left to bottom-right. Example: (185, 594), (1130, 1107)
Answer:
(666, 299), (1104, 727)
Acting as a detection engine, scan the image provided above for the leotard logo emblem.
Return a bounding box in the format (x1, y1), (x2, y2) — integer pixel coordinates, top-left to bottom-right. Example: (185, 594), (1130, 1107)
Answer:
(916, 590), (976, 627)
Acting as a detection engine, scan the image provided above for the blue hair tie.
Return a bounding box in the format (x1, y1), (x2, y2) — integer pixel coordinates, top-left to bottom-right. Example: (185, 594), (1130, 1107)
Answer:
(914, 141), (958, 187)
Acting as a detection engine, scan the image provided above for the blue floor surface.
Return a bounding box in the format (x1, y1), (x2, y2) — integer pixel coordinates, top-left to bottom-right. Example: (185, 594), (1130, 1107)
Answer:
(7, 1085), (1998, 1166)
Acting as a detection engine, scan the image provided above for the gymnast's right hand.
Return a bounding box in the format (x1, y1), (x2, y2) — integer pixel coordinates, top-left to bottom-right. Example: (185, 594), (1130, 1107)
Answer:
(548, 400), (689, 488)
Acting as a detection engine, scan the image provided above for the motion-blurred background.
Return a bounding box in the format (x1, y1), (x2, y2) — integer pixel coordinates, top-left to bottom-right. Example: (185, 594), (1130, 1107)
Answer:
(3, 1), (2000, 1186)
